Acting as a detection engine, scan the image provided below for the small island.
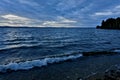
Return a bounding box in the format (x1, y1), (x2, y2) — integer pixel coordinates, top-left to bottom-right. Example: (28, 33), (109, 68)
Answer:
(96, 17), (120, 29)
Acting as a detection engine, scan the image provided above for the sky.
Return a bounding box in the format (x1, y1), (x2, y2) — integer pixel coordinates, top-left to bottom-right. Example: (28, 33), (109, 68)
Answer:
(0, 0), (120, 27)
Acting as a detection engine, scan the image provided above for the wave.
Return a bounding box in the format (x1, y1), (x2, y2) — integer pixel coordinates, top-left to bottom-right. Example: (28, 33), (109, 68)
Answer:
(114, 49), (120, 53)
(4, 37), (34, 42)
(0, 43), (78, 52)
(0, 54), (82, 73)
(0, 44), (43, 52)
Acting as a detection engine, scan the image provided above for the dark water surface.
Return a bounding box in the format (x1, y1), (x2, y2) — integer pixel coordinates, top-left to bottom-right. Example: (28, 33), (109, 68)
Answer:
(0, 27), (120, 80)
(0, 28), (120, 64)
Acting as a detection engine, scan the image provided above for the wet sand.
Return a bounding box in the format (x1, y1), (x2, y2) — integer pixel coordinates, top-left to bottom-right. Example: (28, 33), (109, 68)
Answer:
(0, 54), (120, 80)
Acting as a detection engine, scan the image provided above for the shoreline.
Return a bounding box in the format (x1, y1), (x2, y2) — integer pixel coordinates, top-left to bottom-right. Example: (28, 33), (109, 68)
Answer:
(0, 54), (120, 80)
(0, 50), (119, 73)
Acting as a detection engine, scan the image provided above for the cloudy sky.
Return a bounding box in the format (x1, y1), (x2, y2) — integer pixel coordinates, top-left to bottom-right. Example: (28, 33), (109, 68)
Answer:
(0, 0), (120, 27)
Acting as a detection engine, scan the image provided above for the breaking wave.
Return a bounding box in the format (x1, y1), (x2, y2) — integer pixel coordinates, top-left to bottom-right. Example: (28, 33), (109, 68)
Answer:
(0, 54), (82, 73)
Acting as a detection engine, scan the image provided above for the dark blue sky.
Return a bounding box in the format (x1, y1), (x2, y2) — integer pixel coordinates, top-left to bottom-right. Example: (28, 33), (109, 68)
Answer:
(0, 0), (120, 27)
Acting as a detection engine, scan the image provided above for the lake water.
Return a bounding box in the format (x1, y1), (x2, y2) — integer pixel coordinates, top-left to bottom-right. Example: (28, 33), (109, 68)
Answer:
(0, 27), (120, 73)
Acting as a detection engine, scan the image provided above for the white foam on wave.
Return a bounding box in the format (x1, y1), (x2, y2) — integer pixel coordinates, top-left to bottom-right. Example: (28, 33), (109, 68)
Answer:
(0, 54), (82, 73)
(114, 49), (120, 53)
(0, 44), (40, 51)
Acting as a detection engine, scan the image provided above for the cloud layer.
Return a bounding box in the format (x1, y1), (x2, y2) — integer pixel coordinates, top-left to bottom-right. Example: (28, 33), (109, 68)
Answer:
(0, 0), (120, 27)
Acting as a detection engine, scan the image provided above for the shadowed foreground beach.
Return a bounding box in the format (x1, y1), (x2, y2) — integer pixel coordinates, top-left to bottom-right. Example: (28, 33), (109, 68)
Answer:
(0, 54), (120, 80)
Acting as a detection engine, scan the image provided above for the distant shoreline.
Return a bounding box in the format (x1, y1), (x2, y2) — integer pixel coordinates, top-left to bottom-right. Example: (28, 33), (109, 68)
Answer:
(0, 26), (95, 29)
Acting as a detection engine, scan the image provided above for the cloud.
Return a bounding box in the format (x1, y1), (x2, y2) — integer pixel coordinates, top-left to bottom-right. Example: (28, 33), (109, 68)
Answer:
(57, 16), (77, 23)
(94, 11), (113, 16)
(42, 21), (70, 27)
(93, 4), (120, 17)
(18, 0), (39, 6)
(1, 14), (30, 21)
(42, 16), (77, 27)
(56, 0), (84, 11)
(0, 0), (120, 27)
(115, 5), (120, 9)
(0, 14), (42, 27)
(0, 14), (77, 27)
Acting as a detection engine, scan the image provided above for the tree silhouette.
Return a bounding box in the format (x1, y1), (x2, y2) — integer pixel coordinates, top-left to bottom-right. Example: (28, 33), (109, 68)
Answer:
(97, 17), (120, 29)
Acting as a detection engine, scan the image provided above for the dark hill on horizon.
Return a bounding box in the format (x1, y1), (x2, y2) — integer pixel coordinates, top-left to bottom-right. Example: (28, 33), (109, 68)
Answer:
(97, 17), (120, 29)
